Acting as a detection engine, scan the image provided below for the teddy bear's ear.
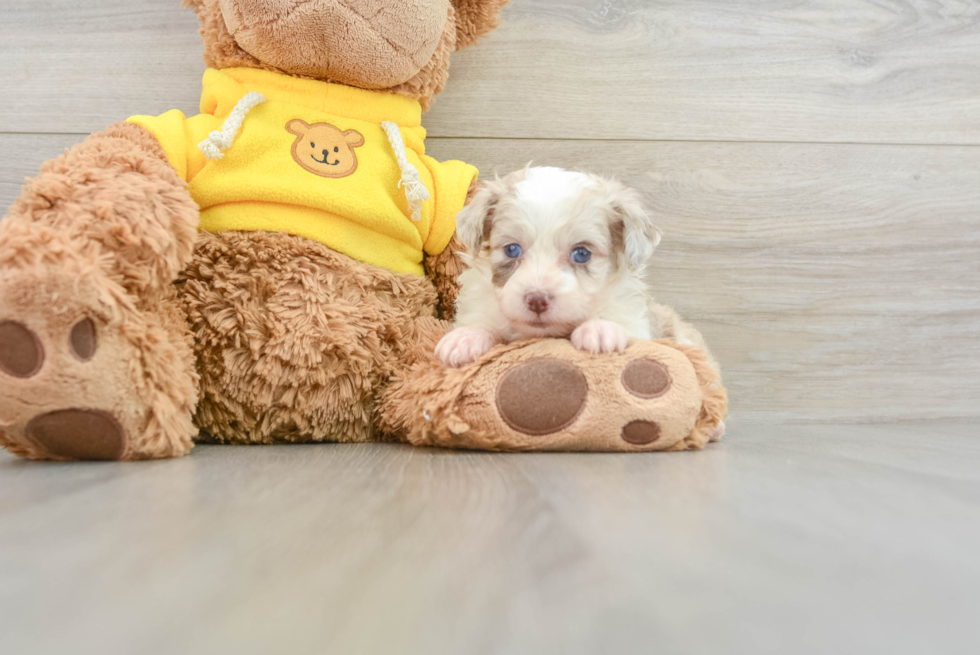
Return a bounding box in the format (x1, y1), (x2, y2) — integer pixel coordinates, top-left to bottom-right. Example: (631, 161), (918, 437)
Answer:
(286, 119), (310, 136)
(452, 0), (510, 51)
(180, 0), (202, 9)
(343, 130), (365, 148)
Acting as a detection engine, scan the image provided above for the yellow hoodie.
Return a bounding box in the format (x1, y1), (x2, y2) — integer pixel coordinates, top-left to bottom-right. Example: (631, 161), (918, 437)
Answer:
(128, 68), (477, 276)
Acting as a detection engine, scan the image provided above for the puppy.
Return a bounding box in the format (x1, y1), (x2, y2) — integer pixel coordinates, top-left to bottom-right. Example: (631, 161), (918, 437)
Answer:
(436, 166), (720, 378)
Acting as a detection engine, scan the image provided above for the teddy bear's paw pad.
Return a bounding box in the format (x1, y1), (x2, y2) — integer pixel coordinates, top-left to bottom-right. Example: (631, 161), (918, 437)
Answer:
(0, 320), (45, 378)
(495, 358), (588, 436)
(621, 358), (671, 399)
(25, 409), (125, 461)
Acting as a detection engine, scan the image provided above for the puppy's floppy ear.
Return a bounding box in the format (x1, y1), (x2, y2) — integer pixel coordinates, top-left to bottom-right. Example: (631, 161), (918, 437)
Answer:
(452, 0), (511, 50)
(603, 178), (662, 271)
(454, 179), (501, 254)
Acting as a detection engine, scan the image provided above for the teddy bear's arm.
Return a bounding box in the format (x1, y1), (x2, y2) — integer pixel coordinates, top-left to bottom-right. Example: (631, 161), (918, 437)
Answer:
(423, 232), (464, 321)
(3, 122), (198, 298)
(422, 179), (480, 321)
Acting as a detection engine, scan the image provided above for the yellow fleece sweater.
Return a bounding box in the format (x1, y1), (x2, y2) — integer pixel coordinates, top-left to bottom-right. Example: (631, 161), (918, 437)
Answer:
(128, 68), (477, 276)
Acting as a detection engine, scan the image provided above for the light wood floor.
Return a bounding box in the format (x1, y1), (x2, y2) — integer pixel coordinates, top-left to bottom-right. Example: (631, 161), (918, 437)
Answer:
(1, 1), (979, 652)
(2, 421), (979, 654)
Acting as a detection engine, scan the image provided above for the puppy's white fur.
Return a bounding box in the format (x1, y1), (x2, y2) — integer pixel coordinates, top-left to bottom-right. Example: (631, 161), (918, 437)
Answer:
(436, 166), (718, 394)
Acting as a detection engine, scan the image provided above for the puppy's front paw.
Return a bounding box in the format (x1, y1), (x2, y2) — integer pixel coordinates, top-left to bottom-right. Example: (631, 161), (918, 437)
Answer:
(436, 327), (500, 368)
(571, 319), (629, 354)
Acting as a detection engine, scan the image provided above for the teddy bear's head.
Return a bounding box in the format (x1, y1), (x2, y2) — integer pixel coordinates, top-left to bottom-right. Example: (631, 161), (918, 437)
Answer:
(181, 0), (509, 110)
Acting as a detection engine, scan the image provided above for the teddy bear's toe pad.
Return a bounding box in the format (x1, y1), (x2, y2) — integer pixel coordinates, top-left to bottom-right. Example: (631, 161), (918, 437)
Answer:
(69, 318), (98, 361)
(26, 409), (126, 461)
(496, 359), (588, 435)
(621, 359), (671, 399)
(0, 320), (44, 378)
(621, 419), (662, 445)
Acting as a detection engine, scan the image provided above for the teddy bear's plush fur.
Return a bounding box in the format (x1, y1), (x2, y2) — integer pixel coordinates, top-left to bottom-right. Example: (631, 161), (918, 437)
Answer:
(0, 0), (726, 461)
(0, 0), (507, 460)
(186, 0), (496, 111)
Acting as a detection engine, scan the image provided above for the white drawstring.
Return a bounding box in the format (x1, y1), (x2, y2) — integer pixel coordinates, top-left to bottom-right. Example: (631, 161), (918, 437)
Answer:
(198, 91), (266, 160)
(381, 120), (430, 222)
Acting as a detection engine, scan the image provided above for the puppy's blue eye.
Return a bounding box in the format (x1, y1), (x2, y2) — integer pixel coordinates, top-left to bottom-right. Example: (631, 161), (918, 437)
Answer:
(504, 243), (522, 258)
(571, 247), (592, 264)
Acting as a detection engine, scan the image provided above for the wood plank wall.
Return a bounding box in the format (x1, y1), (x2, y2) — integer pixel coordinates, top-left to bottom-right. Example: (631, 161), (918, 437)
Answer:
(2, 0), (978, 422)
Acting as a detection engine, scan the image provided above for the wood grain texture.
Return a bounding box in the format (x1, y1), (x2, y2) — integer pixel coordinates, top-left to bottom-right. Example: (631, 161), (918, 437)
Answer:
(0, 0), (204, 133)
(2, 133), (979, 421)
(0, 134), (86, 206)
(2, 1), (980, 143)
(2, 424), (979, 655)
(428, 0), (980, 143)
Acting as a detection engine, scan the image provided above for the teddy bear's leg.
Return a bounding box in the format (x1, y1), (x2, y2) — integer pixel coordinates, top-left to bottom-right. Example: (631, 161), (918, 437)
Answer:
(0, 123), (200, 460)
(376, 313), (452, 441)
(390, 339), (727, 452)
(181, 230), (442, 444)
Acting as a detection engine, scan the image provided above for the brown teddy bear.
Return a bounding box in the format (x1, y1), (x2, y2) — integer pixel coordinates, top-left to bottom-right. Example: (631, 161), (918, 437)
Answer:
(0, 0), (726, 461)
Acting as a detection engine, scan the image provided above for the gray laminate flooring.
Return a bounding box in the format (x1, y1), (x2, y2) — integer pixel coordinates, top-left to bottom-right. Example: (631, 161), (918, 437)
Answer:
(2, 420), (978, 655)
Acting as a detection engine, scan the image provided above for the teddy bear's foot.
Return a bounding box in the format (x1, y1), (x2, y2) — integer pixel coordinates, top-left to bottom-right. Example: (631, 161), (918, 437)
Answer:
(388, 339), (727, 453)
(0, 265), (198, 461)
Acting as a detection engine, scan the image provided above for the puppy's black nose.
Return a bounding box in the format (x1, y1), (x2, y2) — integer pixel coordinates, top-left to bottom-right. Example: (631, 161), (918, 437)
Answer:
(525, 292), (550, 315)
